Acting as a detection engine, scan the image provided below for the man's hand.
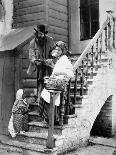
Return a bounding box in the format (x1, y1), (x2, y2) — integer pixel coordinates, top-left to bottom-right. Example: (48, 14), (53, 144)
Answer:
(45, 59), (55, 68)
(34, 59), (41, 66)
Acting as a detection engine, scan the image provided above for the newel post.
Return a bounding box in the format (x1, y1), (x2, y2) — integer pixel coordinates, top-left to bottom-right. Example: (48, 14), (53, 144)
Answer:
(46, 90), (55, 149)
(46, 90), (61, 149)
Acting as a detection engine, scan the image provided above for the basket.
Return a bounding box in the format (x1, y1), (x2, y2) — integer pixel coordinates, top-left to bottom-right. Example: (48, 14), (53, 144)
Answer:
(45, 74), (69, 91)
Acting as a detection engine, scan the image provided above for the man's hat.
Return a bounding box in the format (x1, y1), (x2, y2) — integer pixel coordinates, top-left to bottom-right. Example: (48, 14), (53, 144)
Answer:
(37, 24), (48, 34)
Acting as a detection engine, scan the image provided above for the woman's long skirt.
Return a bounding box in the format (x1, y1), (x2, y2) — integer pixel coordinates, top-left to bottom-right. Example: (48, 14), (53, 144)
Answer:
(13, 113), (29, 133)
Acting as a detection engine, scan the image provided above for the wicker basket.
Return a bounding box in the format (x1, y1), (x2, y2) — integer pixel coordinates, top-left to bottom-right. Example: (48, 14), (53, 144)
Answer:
(45, 74), (69, 91)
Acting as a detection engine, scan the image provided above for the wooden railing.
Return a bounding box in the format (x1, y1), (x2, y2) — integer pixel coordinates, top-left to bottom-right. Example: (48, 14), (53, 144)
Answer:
(46, 13), (116, 149)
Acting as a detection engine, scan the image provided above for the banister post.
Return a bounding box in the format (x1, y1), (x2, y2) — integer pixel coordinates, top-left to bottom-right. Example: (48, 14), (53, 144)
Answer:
(60, 90), (65, 126)
(113, 18), (116, 49)
(80, 60), (84, 96)
(105, 25), (108, 54)
(74, 70), (78, 105)
(99, 34), (102, 61)
(46, 90), (55, 149)
(85, 53), (89, 88)
(95, 39), (99, 71)
(66, 80), (71, 115)
(90, 46), (94, 79)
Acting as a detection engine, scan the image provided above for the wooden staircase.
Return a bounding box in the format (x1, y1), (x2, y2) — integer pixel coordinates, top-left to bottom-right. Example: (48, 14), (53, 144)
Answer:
(0, 51), (111, 155)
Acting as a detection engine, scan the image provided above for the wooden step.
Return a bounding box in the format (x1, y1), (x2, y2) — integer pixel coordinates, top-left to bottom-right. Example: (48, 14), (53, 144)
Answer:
(28, 111), (43, 122)
(72, 95), (88, 108)
(100, 55), (109, 62)
(24, 88), (36, 97)
(28, 121), (67, 135)
(16, 132), (64, 147)
(22, 69), (37, 79)
(87, 78), (94, 85)
(0, 134), (57, 155)
(64, 114), (77, 124)
(23, 79), (37, 88)
(70, 86), (88, 96)
(70, 94), (83, 104)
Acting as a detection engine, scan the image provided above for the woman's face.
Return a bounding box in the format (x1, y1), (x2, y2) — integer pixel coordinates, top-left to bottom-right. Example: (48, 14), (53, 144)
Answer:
(51, 47), (62, 58)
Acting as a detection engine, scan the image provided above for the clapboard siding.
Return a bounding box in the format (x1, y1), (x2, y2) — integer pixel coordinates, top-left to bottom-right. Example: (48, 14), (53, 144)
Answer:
(50, 0), (67, 6)
(14, 0), (29, 3)
(49, 9), (68, 22)
(14, 5), (45, 16)
(13, 19), (47, 28)
(48, 0), (68, 43)
(49, 32), (68, 43)
(13, 0), (43, 9)
(13, 0), (46, 27)
(49, 1), (67, 14)
(13, 12), (45, 23)
(49, 26), (68, 36)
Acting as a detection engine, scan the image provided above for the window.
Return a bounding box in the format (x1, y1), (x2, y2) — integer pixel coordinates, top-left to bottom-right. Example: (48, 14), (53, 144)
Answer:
(80, 0), (99, 40)
(0, 0), (5, 20)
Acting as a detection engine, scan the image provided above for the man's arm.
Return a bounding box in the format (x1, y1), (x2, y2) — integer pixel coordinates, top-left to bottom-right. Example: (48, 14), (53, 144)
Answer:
(29, 39), (37, 63)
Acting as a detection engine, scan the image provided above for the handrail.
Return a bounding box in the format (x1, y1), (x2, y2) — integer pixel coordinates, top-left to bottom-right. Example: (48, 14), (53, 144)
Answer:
(73, 18), (110, 71)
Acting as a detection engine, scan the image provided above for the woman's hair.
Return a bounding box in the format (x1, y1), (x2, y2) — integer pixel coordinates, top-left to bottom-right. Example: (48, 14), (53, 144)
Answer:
(52, 41), (71, 56)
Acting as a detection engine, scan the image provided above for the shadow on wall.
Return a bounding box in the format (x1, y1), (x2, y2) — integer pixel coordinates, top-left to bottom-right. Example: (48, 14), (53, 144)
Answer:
(90, 95), (113, 138)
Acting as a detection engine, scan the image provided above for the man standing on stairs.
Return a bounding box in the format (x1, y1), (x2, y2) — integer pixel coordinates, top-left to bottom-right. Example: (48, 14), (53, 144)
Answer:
(27, 24), (55, 102)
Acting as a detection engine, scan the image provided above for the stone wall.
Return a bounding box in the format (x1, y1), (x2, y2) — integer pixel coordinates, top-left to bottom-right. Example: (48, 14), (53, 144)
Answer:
(90, 95), (113, 137)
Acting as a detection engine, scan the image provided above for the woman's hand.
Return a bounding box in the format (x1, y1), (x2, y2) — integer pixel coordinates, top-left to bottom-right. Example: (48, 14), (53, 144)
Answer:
(44, 59), (55, 68)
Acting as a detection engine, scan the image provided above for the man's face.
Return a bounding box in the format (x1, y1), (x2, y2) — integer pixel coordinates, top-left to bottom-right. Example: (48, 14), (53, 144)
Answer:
(36, 27), (44, 37)
(51, 47), (62, 58)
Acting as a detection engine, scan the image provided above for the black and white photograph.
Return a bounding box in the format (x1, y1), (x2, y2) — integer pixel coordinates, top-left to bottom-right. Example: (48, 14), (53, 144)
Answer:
(0, 0), (116, 154)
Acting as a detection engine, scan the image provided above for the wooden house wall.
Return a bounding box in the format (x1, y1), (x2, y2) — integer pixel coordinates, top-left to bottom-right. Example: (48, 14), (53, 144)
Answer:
(0, 51), (15, 135)
(12, 0), (68, 44)
(15, 42), (37, 98)
(12, 0), (47, 28)
(48, 0), (68, 44)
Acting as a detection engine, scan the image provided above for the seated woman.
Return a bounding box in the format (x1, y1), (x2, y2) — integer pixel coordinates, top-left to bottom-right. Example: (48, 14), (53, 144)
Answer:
(38, 41), (74, 124)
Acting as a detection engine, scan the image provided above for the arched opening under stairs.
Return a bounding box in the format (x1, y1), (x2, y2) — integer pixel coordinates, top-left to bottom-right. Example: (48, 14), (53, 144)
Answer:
(90, 95), (113, 138)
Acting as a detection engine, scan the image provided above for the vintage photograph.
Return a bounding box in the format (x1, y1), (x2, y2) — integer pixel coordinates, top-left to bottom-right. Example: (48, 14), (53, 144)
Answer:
(0, 0), (116, 154)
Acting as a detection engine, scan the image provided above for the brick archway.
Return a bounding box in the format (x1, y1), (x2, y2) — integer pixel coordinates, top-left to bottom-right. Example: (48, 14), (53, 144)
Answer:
(90, 95), (113, 137)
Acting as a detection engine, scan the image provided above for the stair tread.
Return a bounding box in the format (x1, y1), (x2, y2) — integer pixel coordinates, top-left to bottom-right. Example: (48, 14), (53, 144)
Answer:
(64, 114), (77, 118)
(70, 94), (83, 98)
(28, 111), (40, 116)
(28, 121), (67, 129)
(18, 131), (64, 140)
(0, 135), (57, 153)
(29, 102), (39, 106)
(87, 78), (94, 82)
(70, 86), (87, 90)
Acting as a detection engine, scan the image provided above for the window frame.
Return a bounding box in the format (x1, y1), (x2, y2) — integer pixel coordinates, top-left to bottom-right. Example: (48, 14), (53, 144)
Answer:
(80, 0), (99, 41)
